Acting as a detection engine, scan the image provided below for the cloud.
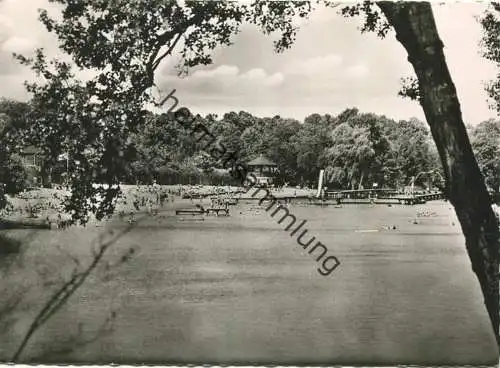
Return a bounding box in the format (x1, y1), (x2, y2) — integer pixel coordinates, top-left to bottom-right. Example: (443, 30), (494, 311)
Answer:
(284, 54), (343, 75)
(240, 68), (284, 87)
(0, 0), (63, 99)
(190, 65), (239, 79)
(0, 74), (31, 100)
(1, 36), (36, 53)
(281, 55), (369, 89)
(186, 65), (284, 88)
(345, 64), (369, 78)
(157, 64), (285, 97)
(0, 14), (14, 36)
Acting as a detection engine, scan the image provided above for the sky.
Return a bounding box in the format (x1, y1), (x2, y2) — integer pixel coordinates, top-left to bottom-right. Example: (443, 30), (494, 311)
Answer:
(0, 0), (498, 125)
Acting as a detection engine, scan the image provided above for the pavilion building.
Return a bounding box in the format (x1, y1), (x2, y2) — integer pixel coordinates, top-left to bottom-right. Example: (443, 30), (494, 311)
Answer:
(19, 145), (44, 186)
(246, 155), (278, 186)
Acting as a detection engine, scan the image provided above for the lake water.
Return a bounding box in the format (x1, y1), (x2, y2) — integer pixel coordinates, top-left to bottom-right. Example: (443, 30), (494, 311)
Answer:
(2, 201), (498, 365)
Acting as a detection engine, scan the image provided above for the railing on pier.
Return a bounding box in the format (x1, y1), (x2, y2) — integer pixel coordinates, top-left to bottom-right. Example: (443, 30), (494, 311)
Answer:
(323, 189), (445, 205)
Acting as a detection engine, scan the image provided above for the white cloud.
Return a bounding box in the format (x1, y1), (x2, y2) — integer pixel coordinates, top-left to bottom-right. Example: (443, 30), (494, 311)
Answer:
(0, 74), (30, 100)
(1, 36), (36, 53)
(345, 64), (369, 78)
(0, 14), (14, 32)
(241, 68), (266, 80)
(284, 54), (343, 75)
(158, 64), (284, 96)
(190, 65), (240, 79)
(240, 68), (284, 87)
(264, 72), (285, 87)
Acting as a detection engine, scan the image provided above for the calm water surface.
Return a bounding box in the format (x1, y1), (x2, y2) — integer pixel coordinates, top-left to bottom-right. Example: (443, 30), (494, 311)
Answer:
(5, 201), (498, 365)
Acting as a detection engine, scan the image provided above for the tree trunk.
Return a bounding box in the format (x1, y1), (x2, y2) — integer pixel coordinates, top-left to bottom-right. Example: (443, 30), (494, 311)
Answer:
(377, 1), (500, 346)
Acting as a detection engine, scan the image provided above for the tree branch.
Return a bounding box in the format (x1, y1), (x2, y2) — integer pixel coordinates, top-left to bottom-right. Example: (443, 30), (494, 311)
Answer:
(11, 216), (143, 362)
(152, 32), (184, 71)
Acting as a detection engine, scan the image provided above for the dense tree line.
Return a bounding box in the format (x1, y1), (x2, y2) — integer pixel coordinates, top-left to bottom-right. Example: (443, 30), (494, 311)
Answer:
(0, 99), (31, 195)
(118, 107), (443, 190)
(470, 120), (500, 195)
(5, 97), (500, 197)
(0, 98), (444, 191)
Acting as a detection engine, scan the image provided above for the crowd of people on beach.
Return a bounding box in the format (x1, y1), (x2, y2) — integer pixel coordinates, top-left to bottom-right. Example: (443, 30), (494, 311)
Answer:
(0, 183), (460, 232)
(0, 189), (68, 219)
(115, 185), (179, 222)
(0, 183), (242, 226)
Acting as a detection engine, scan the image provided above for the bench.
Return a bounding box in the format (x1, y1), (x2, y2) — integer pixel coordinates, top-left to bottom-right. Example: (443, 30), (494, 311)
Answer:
(206, 208), (230, 216)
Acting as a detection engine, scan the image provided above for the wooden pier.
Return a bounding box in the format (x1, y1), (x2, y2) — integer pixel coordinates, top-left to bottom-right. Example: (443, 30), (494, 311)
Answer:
(232, 188), (445, 206)
(323, 189), (444, 205)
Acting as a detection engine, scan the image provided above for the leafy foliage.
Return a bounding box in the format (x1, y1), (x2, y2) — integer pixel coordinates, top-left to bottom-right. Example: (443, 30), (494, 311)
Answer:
(398, 77), (420, 101)
(340, 1), (391, 37)
(478, 6), (500, 191)
(0, 155), (29, 195)
(117, 107), (436, 190)
(16, 0), (313, 224)
(8, 1), (442, 220)
(0, 93), (440, 195)
(323, 111), (436, 189)
(481, 5), (500, 114)
(0, 100), (33, 197)
(292, 113), (336, 185)
(471, 119), (500, 193)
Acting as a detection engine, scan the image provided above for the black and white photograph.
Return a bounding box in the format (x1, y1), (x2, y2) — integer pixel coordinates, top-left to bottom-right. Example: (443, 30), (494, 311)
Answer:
(0, 0), (499, 365)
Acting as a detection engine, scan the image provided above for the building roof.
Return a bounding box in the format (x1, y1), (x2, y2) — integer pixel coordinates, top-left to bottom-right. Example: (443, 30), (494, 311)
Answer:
(20, 145), (43, 155)
(247, 155), (277, 167)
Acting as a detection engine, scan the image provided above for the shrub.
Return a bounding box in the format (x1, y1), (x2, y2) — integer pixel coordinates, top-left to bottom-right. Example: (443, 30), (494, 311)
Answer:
(0, 154), (29, 195)
(0, 192), (6, 211)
